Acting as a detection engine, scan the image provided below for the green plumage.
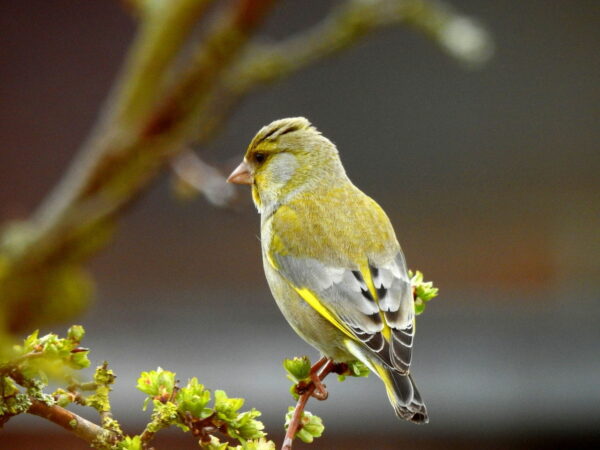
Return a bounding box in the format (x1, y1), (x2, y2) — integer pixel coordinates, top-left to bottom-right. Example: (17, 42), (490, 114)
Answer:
(237, 117), (428, 423)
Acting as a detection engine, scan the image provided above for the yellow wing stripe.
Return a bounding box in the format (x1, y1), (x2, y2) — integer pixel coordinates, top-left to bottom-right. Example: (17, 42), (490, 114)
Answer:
(359, 262), (392, 341)
(293, 287), (356, 340)
(374, 361), (398, 402)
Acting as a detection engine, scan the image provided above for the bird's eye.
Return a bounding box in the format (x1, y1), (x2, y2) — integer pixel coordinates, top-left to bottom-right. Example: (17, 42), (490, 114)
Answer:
(254, 152), (266, 163)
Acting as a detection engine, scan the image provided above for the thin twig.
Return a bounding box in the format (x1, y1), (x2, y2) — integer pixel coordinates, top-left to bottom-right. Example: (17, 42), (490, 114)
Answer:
(282, 359), (337, 450)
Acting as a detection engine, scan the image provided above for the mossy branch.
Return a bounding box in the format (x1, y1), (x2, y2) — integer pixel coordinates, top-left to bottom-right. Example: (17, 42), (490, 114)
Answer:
(0, 273), (437, 449)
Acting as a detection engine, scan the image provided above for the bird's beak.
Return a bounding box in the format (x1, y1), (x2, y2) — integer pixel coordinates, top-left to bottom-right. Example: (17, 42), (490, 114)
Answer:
(227, 161), (253, 185)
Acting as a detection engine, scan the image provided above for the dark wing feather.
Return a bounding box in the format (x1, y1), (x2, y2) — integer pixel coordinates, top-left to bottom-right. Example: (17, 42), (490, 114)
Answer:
(272, 251), (415, 373)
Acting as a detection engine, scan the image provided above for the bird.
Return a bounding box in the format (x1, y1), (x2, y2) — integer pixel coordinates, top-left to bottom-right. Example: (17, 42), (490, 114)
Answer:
(227, 117), (428, 423)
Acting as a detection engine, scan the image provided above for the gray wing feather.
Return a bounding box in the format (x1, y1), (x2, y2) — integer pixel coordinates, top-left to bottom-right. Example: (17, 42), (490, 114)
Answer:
(274, 252), (415, 373)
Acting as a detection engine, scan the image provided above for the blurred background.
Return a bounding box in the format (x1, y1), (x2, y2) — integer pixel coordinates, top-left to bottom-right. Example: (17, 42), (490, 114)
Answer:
(1, 0), (599, 448)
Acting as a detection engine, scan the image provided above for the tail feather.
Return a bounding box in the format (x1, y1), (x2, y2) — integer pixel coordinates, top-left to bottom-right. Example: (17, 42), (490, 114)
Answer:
(344, 340), (428, 424)
(388, 370), (428, 424)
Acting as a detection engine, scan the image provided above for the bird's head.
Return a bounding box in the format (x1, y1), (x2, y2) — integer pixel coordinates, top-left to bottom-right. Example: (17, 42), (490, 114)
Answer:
(228, 117), (346, 213)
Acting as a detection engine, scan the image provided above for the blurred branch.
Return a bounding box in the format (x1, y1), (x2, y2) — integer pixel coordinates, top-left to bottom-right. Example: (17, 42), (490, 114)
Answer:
(173, 0), (493, 198)
(230, 0), (492, 94)
(0, 0), (277, 332)
(0, 0), (486, 332)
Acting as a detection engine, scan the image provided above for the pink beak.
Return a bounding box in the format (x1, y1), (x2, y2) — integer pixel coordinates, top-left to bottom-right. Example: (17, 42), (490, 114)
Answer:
(227, 161), (253, 185)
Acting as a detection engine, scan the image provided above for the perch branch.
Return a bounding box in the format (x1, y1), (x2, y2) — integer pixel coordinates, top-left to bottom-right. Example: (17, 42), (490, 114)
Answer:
(282, 359), (338, 450)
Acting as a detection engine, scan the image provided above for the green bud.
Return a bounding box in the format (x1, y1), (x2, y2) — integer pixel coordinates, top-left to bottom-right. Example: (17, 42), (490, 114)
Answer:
(93, 363), (116, 385)
(204, 436), (229, 450)
(284, 407), (324, 444)
(414, 298), (425, 315)
(136, 367), (175, 397)
(410, 270), (439, 315)
(242, 438), (276, 450)
(176, 377), (212, 418)
(22, 330), (40, 353)
(214, 390), (244, 421)
(348, 361), (369, 378)
(282, 356), (311, 383)
(67, 325), (85, 343)
(230, 409), (266, 441)
(44, 343), (59, 358)
(117, 435), (142, 450)
(69, 350), (91, 369)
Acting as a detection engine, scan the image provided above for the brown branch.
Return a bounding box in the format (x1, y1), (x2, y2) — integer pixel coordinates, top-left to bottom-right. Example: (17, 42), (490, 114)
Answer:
(282, 358), (338, 450)
(0, 0), (277, 333)
(27, 400), (119, 448)
(27, 0), (275, 259)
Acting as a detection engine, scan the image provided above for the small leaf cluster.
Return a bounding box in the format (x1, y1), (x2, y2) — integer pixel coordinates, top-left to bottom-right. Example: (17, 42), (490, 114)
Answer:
(0, 325), (91, 419)
(283, 356), (312, 399)
(133, 368), (274, 449)
(336, 360), (370, 382)
(409, 270), (439, 315)
(281, 357), (368, 445)
(284, 407), (324, 444)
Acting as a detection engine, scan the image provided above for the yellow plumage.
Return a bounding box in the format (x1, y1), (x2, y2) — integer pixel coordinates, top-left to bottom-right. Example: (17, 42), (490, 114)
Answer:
(228, 117), (428, 423)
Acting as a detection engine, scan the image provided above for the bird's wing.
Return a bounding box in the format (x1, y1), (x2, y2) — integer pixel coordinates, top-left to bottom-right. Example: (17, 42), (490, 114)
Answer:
(269, 251), (415, 374)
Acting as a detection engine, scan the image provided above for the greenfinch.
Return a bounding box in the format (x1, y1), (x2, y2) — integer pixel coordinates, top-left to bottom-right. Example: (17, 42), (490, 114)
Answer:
(228, 117), (428, 423)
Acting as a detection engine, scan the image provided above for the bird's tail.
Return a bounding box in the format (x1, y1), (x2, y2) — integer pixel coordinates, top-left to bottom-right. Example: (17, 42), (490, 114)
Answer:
(345, 340), (428, 423)
(373, 363), (428, 424)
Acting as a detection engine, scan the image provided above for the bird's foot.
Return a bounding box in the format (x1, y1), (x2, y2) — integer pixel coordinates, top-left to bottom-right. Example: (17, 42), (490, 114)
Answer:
(310, 372), (328, 400)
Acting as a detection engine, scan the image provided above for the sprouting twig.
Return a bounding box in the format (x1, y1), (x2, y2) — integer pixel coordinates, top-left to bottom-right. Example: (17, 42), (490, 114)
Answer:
(282, 359), (338, 450)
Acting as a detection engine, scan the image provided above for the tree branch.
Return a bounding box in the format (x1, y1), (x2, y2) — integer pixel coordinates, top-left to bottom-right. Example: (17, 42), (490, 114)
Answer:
(189, 0), (492, 145)
(0, 0), (277, 333)
(0, 0), (478, 333)
(27, 400), (118, 448)
(282, 359), (338, 450)
(173, 0), (493, 198)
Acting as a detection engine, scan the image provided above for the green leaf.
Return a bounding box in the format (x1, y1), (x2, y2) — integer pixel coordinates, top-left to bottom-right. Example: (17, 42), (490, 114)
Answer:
(136, 367), (175, 397)
(68, 350), (90, 369)
(22, 330), (40, 353)
(176, 377), (212, 418)
(241, 438), (276, 450)
(229, 409), (266, 441)
(67, 325), (85, 343)
(204, 436), (229, 450)
(118, 435), (142, 450)
(214, 390), (244, 422)
(409, 270), (439, 315)
(282, 356), (311, 383)
(284, 407), (324, 444)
